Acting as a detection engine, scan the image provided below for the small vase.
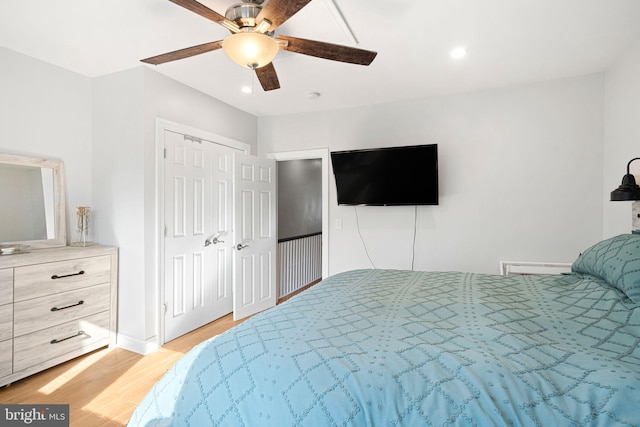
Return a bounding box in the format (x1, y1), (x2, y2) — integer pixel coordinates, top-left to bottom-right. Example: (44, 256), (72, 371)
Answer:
(71, 206), (95, 247)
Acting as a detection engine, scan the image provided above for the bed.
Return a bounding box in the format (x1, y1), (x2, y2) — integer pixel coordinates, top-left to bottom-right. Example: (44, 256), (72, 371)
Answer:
(128, 234), (640, 426)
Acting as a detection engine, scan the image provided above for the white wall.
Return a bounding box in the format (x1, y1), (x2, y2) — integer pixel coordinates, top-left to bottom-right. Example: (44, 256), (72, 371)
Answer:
(143, 69), (257, 155)
(92, 68), (146, 348)
(0, 46), (93, 240)
(603, 40), (640, 237)
(259, 75), (605, 275)
(93, 67), (257, 352)
(277, 159), (322, 240)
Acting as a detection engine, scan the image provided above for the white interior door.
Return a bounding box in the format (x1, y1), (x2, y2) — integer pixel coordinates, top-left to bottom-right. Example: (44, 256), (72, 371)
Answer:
(163, 130), (235, 342)
(233, 155), (277, 320)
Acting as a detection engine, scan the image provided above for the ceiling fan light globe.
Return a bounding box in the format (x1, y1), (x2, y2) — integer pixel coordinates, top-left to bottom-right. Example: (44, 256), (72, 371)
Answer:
(222, 32), (279, 69)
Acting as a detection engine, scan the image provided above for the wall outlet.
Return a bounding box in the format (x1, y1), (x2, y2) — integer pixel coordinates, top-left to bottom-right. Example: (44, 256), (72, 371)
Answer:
(336, 218), (343, 229)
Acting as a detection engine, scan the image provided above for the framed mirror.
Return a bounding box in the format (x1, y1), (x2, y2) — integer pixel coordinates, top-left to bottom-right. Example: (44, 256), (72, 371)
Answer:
(0, 153), (66, 251)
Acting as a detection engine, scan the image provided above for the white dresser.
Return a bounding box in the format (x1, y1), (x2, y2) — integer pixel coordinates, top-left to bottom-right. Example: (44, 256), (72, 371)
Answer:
(0, 245), (117, 387)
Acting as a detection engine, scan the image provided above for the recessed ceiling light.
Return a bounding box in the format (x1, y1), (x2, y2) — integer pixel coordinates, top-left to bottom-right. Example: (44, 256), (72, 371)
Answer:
(241, 86), (252, 94)
(450, 47), (468, 59)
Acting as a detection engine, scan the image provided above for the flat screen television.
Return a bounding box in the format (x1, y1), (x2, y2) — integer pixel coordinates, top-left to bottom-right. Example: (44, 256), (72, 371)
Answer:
(331, 144), (438, 206)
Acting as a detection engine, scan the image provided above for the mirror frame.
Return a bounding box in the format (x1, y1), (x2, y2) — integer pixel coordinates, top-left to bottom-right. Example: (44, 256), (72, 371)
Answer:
(0, 153), (67, 249)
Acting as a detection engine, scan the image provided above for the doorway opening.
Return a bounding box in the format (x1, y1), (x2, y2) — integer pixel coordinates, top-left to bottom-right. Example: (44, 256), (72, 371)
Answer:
(270, 149), (330, 300)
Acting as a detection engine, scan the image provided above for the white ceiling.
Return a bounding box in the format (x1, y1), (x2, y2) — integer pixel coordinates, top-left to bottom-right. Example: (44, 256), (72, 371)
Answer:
(1, 0), (640, 117)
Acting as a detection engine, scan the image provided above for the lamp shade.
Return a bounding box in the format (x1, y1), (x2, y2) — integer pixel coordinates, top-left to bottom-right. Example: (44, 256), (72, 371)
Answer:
(611, 174), (640, 200)
(611, 157), (640, 201)
(222, 32), (279, 69)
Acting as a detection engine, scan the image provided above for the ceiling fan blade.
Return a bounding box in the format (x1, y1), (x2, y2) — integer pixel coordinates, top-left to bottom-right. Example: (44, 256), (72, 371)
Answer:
(255, 63), (280, 91)
(169, 0), (239, 31)
(256, 0), (312, 32)
(141, 40), (223, 65)
(277, 36), (377, 65)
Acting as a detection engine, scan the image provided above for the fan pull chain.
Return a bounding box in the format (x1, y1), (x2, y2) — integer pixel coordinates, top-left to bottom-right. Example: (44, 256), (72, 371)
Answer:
(251, 69), (256, 93)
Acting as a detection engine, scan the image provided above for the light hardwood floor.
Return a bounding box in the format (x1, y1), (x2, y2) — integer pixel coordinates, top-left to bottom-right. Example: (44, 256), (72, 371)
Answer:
(0, 313), (247, 426)
(0, 283), (315, 426)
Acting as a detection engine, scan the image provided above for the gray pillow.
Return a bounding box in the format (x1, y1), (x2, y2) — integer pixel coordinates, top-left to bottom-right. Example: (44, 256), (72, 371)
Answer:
(572, 234), (640, 303)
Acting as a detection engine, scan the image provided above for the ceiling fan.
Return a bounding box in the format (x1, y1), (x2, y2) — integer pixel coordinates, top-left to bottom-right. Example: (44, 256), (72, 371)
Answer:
(141, 0), (377, 91)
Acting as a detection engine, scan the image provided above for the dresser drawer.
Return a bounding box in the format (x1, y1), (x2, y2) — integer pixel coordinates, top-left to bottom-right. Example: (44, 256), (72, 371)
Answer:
(0, 339), (11, 378)
(0, 268), (12, 303)
(0, 303), (11, 341)
(14, 311), (110, 372)
(14, 283), (111, 336)
(14, 255), (111, 302)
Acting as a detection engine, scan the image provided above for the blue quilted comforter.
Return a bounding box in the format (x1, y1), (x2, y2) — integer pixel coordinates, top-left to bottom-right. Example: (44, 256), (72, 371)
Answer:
(128, 269), (640, 426)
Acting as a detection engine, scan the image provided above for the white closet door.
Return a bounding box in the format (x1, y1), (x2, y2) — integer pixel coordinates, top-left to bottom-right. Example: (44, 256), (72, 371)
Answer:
(163, 130), (235, 342)
(233, 154), (277, 320)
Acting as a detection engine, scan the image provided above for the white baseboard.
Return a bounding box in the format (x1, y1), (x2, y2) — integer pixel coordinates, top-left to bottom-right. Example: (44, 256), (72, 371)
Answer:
(116, 333), (160, 355)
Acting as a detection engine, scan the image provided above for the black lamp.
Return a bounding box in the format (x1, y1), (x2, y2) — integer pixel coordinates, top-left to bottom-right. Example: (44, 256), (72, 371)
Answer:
(611, 157), (640, 201)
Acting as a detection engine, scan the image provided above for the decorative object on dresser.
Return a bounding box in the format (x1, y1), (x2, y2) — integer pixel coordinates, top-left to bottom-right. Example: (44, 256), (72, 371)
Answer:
(0, 245), (118, 387)
(70, 206), (95, 247)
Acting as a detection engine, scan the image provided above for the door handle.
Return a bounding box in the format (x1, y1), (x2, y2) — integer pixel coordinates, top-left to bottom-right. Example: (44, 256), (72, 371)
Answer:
(204, 235), (225, 247)
(236, 243), (249, 251)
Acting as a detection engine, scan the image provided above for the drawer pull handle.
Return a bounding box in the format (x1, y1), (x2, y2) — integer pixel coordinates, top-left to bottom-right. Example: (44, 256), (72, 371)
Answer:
(50, 330), (85, 344)
(51, 270), (85, 280)
(51, 300), (84, 312)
